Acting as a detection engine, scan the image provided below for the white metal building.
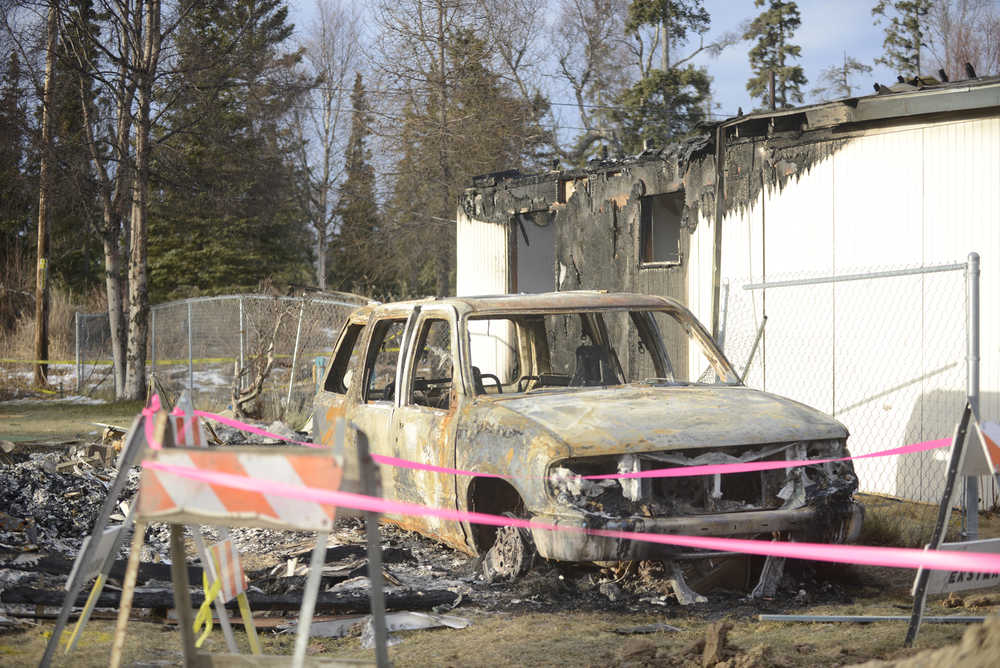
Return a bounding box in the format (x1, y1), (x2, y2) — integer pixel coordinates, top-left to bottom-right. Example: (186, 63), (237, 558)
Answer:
(457, 76), (1000, 507)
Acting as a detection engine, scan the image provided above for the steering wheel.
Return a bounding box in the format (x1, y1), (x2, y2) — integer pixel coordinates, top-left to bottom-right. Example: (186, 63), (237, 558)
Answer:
(479, 373), (502, 393)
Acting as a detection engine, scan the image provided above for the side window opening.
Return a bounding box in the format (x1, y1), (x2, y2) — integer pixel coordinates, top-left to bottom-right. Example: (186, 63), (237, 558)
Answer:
(639, 190), (683, 266)
(408, 319), (453, 410)
(363, 319), (407, 403)
(323, 323), (364, 394)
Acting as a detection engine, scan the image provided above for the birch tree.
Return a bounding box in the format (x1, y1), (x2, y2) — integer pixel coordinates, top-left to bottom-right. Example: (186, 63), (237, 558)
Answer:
(296, 0), (362, 290)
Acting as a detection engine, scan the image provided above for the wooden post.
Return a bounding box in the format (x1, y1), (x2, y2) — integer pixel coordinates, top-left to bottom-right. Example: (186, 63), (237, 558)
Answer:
(33, 1), (57, 386)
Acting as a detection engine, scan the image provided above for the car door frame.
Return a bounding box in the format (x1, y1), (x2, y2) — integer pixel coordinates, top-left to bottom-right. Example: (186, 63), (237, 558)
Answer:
(388, 304), (466, 547)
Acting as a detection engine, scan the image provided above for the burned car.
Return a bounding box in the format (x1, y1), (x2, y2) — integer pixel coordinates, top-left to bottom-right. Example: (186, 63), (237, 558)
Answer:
(313, 291), (862, 586)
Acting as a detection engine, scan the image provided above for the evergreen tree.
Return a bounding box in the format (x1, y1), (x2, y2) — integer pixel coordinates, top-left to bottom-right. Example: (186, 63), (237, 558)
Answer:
(616, 0), (714, 153)
(872, 0), (932, 77)
(149, 0), (313, 301)
(329, 73), (381, 294)
(0, 51), (32, 263)
(744, 0), (807, 109)
(48, 0), (103, 290)
(811, 52), (873, 100)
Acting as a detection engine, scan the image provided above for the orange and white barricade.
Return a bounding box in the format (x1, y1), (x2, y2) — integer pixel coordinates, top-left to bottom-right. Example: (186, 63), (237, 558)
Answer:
(108, 404), (379, 668)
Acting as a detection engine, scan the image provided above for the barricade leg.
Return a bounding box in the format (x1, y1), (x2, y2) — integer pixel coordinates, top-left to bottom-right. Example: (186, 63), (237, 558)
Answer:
(170, 526), (198, 666)
(359, 429), (389, 667)
(236, 591), (261, 654)
(109, 521), (146, 668)
(292, 530), (329, 668)
(66, 505), (137, 653)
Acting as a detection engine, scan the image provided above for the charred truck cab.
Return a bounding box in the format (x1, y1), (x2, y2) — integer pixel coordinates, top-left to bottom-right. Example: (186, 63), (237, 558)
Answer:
(313, 291), (863, 587)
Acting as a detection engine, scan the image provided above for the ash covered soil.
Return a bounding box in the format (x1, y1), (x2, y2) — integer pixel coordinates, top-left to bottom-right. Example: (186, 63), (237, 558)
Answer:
(2, 399), (1000, 666)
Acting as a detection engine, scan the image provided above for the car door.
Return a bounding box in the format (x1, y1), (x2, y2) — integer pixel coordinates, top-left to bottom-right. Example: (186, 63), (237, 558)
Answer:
(314, 316), (367, 450)
(388, 306), (465, 547)
(346, 311), (418, 498)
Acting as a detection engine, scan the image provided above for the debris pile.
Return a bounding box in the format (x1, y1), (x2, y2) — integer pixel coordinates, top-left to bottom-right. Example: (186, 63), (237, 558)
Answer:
(0, 452), (133, 555)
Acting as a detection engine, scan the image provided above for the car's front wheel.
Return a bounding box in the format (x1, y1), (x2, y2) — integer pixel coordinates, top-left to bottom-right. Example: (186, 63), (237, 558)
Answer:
(482, 512), (535, 582)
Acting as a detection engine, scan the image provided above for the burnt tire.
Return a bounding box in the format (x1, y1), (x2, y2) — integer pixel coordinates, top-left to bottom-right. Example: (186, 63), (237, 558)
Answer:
(482, 512), (536, 582)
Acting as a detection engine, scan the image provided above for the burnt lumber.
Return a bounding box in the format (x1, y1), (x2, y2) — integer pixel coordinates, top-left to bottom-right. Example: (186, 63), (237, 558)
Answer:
(2, 586), (458, 615)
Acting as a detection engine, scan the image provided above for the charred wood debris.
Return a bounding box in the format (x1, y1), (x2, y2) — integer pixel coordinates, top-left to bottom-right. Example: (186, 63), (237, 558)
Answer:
(1, 423), (857, 636)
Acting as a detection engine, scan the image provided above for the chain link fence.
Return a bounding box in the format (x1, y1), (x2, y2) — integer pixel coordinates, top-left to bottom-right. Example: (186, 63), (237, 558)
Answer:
(719, 258), (993, 516)
(75, 295), (363, 420)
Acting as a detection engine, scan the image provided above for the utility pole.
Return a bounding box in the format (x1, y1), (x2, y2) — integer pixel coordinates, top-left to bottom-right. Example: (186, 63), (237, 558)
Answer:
(34, 1), (57, 386)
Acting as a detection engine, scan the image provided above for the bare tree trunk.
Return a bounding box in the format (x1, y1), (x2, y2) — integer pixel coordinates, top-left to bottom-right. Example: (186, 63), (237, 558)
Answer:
(33, 2), (57, 386)
(124, 0), (161, 400)
(435, 0), (451, 298)
(76, 36), (134, 399)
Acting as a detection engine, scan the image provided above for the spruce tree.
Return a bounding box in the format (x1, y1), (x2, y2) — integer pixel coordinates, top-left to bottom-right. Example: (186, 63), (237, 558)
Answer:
(872, 0), (931, 77)
(811, 53), (873, 100)
(616, 0), (713, 152)
(149, 0), (312, 300)
(744, 0), (807, 109)
(0, 52), (31, 262)
(330, 73), (381, 295)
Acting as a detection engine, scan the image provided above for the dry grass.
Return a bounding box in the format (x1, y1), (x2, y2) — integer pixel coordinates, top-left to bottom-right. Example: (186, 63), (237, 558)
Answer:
(0, 271), (107, 382)
(1, 599), (991, 668)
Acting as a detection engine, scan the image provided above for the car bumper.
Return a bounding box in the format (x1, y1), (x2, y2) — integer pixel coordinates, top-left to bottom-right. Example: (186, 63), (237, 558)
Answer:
(530, 501), (865, 562)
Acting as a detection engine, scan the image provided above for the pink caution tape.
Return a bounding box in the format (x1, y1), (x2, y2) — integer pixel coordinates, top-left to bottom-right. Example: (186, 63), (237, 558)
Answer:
(163, 399), (952, 483)
(371, 437), (951, 482)
(141, 459), (1000, 575)
(143, 395), (163, 450)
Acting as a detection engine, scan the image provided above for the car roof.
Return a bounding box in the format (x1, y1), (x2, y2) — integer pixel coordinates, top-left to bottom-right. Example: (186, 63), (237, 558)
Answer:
(351, 291), (687, 319)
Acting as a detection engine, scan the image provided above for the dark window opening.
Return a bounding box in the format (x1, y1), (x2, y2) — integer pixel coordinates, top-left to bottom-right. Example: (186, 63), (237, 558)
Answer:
(639, 191), (683, 266)
(323, 323), (364, 394)
(408, 319), (453, 410)
(363, 319), (407, 402)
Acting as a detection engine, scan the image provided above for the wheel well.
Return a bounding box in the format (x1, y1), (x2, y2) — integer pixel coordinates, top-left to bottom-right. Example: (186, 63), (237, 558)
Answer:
(467, 477), (524, 554)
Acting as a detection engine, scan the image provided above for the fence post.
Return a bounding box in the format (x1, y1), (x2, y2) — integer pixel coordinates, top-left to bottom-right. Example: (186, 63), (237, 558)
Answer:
(150, 306), (157, 384)
(187, 301), (194, 397)
(286, 300), (305, 414)
(75, 312), (81, 393)
(965, 252), (981, 541)
(239, 297), (245, 391)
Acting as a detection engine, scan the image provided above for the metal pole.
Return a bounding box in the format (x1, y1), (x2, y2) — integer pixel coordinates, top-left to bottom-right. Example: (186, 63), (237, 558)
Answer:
(239, 297), (245, 391)
(150, 307), (156, 380)
(286, 300), (305, 413)
(966, 252), (980, 541)
(187, 301), (194, 397)
(358, 428), (389, 667)
(75, 312), (81, 393)
(292, 529), (329, 668)
(741, 316), (768, 383)
(717, 280), (730, 349)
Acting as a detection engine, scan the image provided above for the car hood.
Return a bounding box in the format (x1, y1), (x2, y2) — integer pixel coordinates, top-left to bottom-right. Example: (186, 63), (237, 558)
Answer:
(484, 385), (847, 458)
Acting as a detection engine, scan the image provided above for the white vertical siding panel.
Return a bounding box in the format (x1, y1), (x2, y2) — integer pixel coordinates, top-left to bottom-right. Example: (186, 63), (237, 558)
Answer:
(456, 208), (508, 296)
(686, 210), (715, 328)
(923, 118), (1000, 508)
(831, 129), (925, 497)
(759, 157), (835, 415)
(719, 189), (766, 387)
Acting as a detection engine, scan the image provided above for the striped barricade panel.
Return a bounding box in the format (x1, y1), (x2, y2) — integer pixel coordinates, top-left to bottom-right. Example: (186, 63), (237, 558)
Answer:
(207, 538), (246, 602)
(138, 447), (342, 531)
(171, 411), (206, 447)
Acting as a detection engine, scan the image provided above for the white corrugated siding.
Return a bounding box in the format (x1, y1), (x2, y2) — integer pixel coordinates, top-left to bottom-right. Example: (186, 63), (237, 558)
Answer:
(699, 115), (1000, 506)
(456, 208), (509, 296)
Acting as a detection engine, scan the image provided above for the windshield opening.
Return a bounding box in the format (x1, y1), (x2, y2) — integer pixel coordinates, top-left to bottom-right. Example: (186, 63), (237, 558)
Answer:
(466, 308), (738, 395)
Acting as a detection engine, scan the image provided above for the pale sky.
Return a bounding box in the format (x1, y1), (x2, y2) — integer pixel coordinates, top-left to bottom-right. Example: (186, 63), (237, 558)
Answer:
(286, 1), (927, 125)
(691, 0), (904, 116)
